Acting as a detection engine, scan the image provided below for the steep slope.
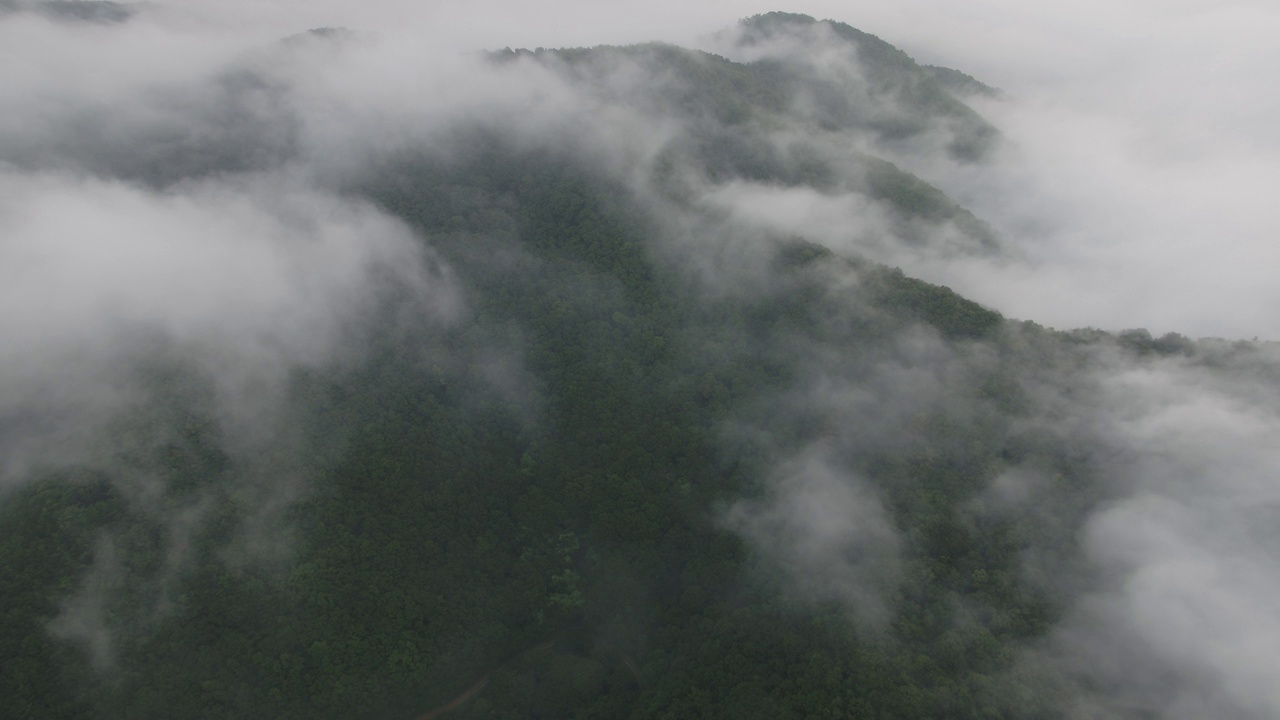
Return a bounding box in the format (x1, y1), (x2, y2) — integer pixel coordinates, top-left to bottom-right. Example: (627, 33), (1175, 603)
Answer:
(714, 12), (1001, 159)
(1, 12), (1277, 720)
(498, 34), (1004, 256)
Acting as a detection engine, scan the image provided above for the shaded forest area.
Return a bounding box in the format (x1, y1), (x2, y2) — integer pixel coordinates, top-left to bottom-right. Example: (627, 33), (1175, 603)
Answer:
(2, 10), (1267, 720)
(4, 138), (1107, 719)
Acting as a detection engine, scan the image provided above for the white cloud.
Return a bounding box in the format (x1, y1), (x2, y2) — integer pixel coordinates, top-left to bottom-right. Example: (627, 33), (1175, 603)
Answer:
(1012, 349), (1280, 718)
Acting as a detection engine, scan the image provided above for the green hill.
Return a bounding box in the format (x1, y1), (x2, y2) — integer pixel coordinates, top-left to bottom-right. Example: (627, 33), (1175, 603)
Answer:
(0, 12), (1272, 720)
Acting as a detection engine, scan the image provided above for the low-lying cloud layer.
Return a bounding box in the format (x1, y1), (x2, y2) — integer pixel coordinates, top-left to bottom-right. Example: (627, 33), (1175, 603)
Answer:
(0, 6), (470, 657)
(998, 343), (1280, 719)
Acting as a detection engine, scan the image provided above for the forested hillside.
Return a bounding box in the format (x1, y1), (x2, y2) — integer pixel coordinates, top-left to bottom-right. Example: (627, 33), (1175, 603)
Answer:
(3, 8), (1278, 720)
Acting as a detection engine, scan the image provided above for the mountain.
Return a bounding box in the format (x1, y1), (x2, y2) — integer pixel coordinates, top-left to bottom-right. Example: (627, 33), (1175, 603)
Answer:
(0, 0), (136, 23)
(2, 11), (1277, 720)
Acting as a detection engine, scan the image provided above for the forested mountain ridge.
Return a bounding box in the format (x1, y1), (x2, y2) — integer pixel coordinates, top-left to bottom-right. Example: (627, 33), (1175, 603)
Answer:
(2, 10), (1277, 720)
(0, 0), (134, 22)
(495, 12), (1003, 252)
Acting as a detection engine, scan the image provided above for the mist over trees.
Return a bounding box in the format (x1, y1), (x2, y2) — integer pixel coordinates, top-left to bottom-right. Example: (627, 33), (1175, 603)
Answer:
(2, 6), (1279, 720)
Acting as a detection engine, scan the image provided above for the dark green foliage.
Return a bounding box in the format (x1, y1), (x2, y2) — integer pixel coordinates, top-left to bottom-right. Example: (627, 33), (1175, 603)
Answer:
(0, 477), (118, 720)
(0, 138), (1066, 719)
(498, 43), (791, 127)
(504, 32), (1005, 255)
(1117, 328), (1196, 357)
(735, 12), (1000, 160)
(0, 138), (1026, 719)
(862, 157), (1003, 250)
(872, 267), (1005, 340)
(924, 65), (1003, 99)
(505, 13), (999, 163)
(22, 1), (134, 23)
(0, 19), (1144, 720)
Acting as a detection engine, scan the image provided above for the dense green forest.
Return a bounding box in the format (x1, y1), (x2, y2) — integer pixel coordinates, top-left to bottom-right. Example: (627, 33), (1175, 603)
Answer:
(2, 9), (1277, 720)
